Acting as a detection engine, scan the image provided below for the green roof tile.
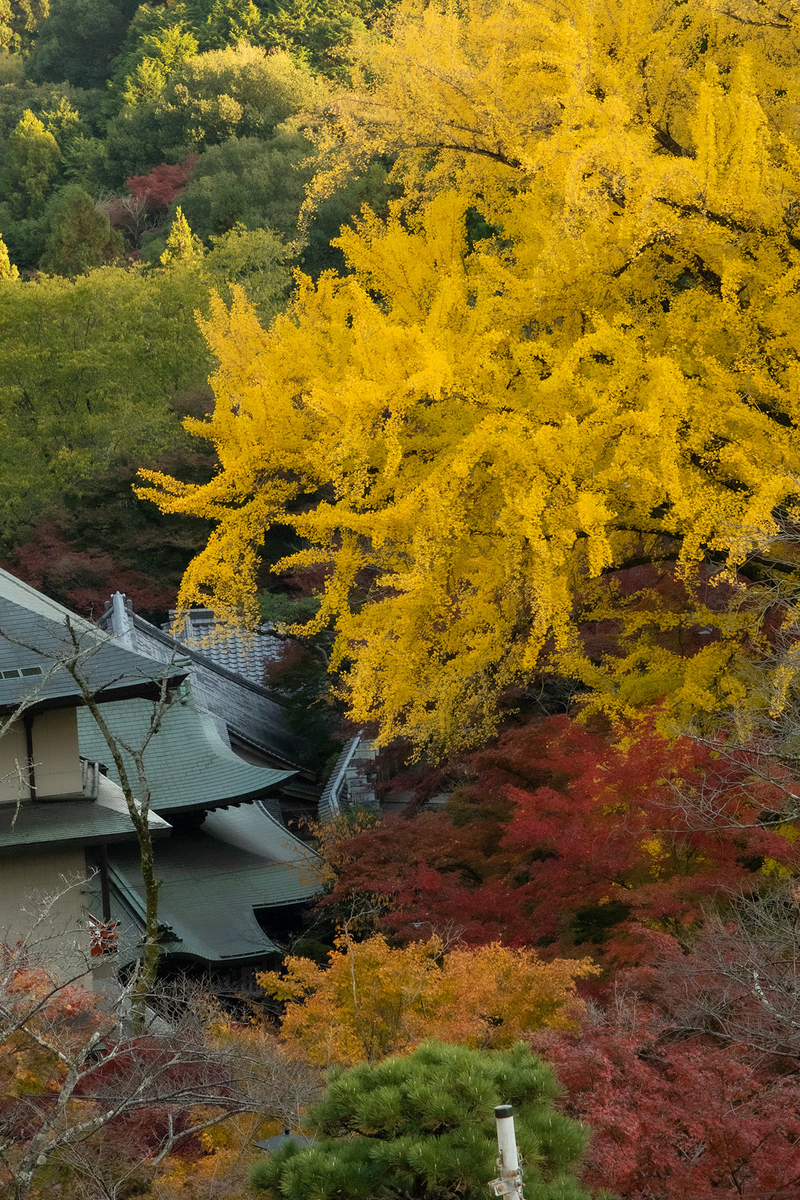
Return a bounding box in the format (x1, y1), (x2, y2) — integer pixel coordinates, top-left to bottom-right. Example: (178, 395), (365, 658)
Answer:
(107, 815), (319, 963)
(0, 790), (169, 854)
(76, 694), (297, 813)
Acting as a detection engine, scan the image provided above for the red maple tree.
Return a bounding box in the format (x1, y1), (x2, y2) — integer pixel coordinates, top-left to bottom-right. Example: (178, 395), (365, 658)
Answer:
(532, 993), (800, 1200)
(125, 155), (199, 212)
(320, 715), (800, 965)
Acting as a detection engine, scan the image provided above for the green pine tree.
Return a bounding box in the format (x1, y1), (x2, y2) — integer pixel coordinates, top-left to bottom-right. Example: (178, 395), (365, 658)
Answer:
(107, 4), (197, 113)
(0, 234), (20, 281)
(120, 23), (200, 108)
(160, 206), (205, 266)
(251, 1040), (593, 1200)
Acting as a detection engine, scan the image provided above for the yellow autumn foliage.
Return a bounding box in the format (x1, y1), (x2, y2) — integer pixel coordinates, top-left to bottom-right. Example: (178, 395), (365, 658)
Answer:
(139, 0), (800, 751)
(257, 933), (597, 1067)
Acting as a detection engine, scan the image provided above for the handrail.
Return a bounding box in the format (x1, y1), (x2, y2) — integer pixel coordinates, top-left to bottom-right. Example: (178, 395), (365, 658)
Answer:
(318, 733), (363, 820)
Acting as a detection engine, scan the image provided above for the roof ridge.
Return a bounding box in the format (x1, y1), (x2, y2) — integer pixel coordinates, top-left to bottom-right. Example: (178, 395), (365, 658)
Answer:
(0, 566), (99, 632)
(128, 611), (291, 708)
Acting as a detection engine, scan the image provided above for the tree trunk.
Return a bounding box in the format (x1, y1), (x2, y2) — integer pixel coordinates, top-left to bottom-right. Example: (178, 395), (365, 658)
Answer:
(131, 815), (160, 1026)
(75, 686), (162, 1031)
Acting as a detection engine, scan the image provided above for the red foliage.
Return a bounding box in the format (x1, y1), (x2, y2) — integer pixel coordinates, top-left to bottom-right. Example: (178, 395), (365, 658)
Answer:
(577, 561), (743, 662)
(0, 965), (102, 1140)
(4, 523), (176, 617)
(496, 716), (798, 962)
(532, 998), (800, 1200)
(319, 794), (532, 946)
(275, 563), (333, 599)
(125, 155), (199, 212)
(321, 715), (800, 965)
(74, 1033), (231, 1143)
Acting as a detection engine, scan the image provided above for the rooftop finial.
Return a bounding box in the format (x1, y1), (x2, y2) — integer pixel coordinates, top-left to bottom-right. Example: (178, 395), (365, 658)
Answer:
(110, 592), (135, 650)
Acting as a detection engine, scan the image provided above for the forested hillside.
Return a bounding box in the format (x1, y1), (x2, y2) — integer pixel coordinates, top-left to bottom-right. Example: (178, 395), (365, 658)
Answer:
(0, 0), (390, 614)
(4, 1), (800, 1198)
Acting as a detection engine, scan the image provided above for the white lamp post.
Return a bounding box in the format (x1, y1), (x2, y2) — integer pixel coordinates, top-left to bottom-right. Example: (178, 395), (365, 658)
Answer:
(488, 1104), (524, 1200)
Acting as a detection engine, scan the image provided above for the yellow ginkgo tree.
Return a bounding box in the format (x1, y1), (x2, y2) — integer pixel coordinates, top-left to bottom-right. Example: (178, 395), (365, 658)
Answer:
(139, 0), (800, 752)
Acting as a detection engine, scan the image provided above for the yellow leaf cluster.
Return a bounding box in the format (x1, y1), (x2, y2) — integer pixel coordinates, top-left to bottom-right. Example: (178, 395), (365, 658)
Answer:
(257, 933), (597, 1067)
(139, 0), (800, 751)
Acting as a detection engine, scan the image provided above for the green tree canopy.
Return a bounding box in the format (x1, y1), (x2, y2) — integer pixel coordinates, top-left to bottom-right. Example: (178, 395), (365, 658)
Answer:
(174, 132), (393, 274)
(120, 22), (199, 108)
(0, 86), (108, 264)
(0, 231), (19, 279)
(0, 49), (25, 83)
(159, 203), (204, 265)
(102, 42), (320, 182)
(38, 93), (104, 182)
(174, 130), (308, 240)
(28, 0), (131, 89)
(203, 223), (293, 319)
(0, 107), (59, 218)
(251, 1041), (591, 1200)
(183, 0), (262, 50)
(108, 5), (199, 112)
(0, 265), (214, 545)
(157, 41), (320, 145)
(39, 183), (122, 274)
(39, 94), (83, 150)
(0, 78), (102, 143)
(0, 0), (49, 55)
(259, 0), (388, 79)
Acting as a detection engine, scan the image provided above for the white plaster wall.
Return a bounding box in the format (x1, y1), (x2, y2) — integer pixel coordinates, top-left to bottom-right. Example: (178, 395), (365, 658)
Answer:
(31, 709), (83, 798)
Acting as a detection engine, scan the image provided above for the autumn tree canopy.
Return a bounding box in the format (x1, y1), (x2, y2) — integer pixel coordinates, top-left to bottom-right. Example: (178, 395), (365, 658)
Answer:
(532, 990), (800, 1199)
(311, 714), (800, 963)
(258, 932), (595, 1066)
(141, 0), (800, 752)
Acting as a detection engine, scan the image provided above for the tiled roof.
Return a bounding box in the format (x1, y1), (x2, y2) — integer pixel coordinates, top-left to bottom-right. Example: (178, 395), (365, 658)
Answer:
(98, 604), (300, 767)
(0, 569), (185, 711)
(76, 694), (297, 813)
(0, 775), (170, 854)
(164, 610), (282, 685)
(103, 804), (319, 964)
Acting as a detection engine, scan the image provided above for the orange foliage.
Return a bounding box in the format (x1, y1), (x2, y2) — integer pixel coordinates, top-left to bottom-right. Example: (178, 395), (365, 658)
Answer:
(1, 964), (99, 1098)
(258, 933), (597, 1067)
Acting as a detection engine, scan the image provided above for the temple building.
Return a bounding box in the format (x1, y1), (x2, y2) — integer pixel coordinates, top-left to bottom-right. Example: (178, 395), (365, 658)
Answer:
(0, 568), (320, 981)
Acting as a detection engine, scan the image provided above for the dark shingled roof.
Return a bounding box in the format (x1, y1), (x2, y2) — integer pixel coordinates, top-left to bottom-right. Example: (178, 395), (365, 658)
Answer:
(2, 570), (320, 968)
(0, 569), (186, 712)
(101, 609), (300, 768)
(0, 776), (170, 855)
(254, 1131), (311, 1152)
